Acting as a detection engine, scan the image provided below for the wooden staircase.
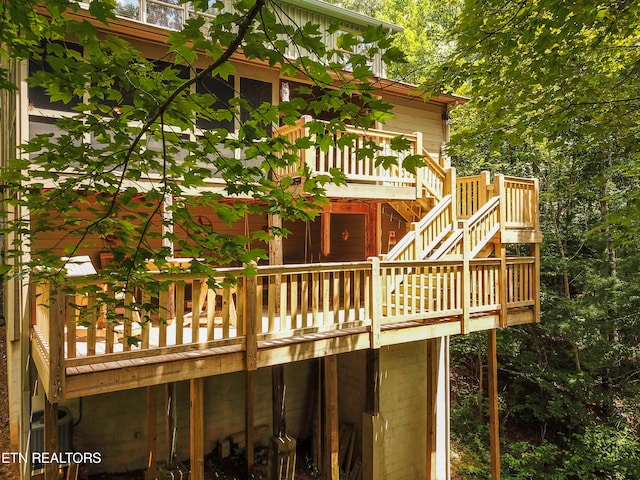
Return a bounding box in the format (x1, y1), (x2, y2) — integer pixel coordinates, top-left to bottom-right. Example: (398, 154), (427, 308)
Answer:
(382, 156), (532, 316)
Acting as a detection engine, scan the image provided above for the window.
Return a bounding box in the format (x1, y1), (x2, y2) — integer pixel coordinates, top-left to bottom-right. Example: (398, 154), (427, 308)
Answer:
(240, 77), (272, 135)
(195, 74), (235, 131)
(28, 42), (83, 113)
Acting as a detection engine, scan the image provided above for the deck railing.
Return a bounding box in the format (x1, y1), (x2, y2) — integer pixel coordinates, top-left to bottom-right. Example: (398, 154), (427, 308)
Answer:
(32, 256), (538, 399)
(274, 117), (420, 190)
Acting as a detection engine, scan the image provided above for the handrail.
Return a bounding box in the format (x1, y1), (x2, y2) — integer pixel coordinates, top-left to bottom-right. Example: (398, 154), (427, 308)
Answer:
(419, 147), (447, 200)
(385, 195), (454, 262)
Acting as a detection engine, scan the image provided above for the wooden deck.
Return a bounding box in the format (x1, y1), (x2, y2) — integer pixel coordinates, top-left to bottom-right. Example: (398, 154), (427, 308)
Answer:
(32, 256), (539, 400)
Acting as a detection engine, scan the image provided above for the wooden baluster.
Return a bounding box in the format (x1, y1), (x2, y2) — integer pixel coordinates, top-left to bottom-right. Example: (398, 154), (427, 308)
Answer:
(322, 272), (330, 326)
(256, 278), (264, 334)
(301, 273), (309, 328)
(222, 287), (231, 339)
(176, 283), (185, 344)
(123, 292), (133, 352)
(354, 271), (361, 322)
(66, 294), (77, 359)
(332, 272), (340, 325)
(312, 272), (319, 327)
(268, 275), (276, 333)
(158, 286), (169, 347)
(206, 288), (216, 340)
(86, 292), (97, 356)
(141, 289), (151, 349)
(192, 279), (202, 343)
(280, 275), (288, 332)
(290, 274), (299, 329)
(343, 271), (351, 323)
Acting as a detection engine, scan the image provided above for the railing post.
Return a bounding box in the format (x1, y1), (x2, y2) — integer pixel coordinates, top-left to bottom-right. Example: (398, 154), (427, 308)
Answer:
(494, 174), (506, 239)
(412, 222), (422, 259)
(368, 257), (381, 349)
(49, 286), (66, 402)
(413, 131), (424, 199)
(301, 114), (313, 172)
(244, 264), (258, 478)
(479, 170), (490, 208)
(244, 263), (258, 372)
(498, 244), (508, 328)
(461, 223), (471, 334)
(446, 167), (457, 224)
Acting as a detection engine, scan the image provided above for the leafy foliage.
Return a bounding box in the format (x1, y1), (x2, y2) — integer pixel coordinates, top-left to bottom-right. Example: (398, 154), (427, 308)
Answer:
(0, 0), (411, 290)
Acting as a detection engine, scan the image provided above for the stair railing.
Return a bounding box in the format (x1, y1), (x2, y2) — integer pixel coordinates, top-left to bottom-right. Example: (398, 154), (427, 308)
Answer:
(384, 195), (455, 262)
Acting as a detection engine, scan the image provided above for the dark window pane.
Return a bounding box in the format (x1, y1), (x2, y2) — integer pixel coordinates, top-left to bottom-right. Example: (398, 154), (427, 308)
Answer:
(240, 77), (272, 135)
(196, 74), (235, 131)
(28, 42), (82, 112)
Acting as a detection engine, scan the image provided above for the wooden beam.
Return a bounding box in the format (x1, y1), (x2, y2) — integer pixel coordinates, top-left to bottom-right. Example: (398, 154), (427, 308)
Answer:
(268, 214), (283, 265)
(44, 398), (58, 480)
(190, 378), (204, 480)
(145, 385), (158, 480)
(488, 329), (500, 480)
(321, 212), (331, 257)
(366, 349), (380, 415)
(324, 202), (369, 214)
(246, 370), (256, 478)
(365, 204), (378, 258)
(272, 365), (284, 436)
(49, 289), (66, 402)
(323, 356), (339, 480)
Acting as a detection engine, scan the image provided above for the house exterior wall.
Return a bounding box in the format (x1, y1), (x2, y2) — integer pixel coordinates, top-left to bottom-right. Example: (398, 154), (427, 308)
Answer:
(379, 94), (448, 163)
(362, 341), (429, 480)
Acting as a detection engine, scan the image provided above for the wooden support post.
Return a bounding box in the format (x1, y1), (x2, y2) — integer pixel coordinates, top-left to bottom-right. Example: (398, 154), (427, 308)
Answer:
(369, 257), (381, 349)
(323, 356), (339, 480)
(49, 289), (66, 402)
(461, 224), (471, 334)
(272, 365), (284, 436)
(497, 243), (508, 328)
(246, 370), (256, 479)
(44, 397), (58, 480)
(165, 384), (173, 466)
(488, 329), (500, 480)
(321, 211), (331, 257)
(365, 204), (379, 258)
(145, 385), (158, 480)
(190, 378), (204, 480)
(245, 263), (258, 477)
(479, 170), (490, 207)
(413, 131), (424, 198)
(531, 243), (541, 323)
(366, 349), (380, 415)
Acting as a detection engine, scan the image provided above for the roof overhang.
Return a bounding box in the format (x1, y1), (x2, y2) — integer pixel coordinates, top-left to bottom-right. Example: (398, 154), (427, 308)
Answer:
(280, 0), (403, 33)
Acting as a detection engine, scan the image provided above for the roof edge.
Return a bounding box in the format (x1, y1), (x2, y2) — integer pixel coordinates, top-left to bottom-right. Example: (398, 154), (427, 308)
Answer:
(279, 0), (403, 33)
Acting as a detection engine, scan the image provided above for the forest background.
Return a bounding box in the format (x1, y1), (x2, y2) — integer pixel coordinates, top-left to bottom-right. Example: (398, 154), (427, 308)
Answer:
(323, 0), (640, 477)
